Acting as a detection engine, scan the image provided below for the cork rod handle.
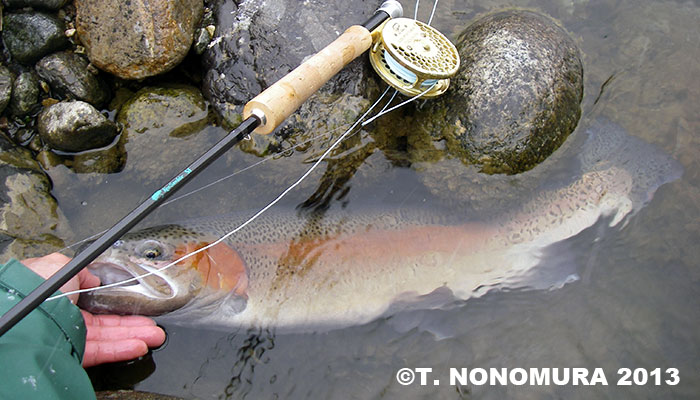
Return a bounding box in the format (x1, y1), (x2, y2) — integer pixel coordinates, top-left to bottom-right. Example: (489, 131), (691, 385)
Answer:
(243, 25), (373, 134)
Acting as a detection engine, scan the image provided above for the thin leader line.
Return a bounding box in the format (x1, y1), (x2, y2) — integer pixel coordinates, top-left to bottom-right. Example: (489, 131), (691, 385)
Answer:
(360, 82), (436, 127)
(58, 122), (356, 252)
(53, 0), (445, 300)
(61, 0), (439, 253)
(49, 87), (393, 300)
(428, 0), (439, 26)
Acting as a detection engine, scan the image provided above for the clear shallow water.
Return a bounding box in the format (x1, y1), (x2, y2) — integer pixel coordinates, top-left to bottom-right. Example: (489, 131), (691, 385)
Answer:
(68, 0), (699, 398)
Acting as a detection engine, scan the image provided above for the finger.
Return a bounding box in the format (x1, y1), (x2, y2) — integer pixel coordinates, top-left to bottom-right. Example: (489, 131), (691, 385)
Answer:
(78, 269), (101, 289)
(81, 311), (158, 327)
(22, 253), (80, 303)
(82, 339), (148, 368)
(86, 325), (166, 348)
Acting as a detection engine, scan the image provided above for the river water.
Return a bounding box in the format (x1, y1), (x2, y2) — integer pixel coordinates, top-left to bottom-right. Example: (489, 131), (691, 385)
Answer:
(68, 0), (699, 398)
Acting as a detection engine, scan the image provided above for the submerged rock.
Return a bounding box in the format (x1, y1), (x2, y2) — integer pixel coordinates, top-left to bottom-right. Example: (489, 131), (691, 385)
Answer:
(37, 100), (118, 152)
(115, 85), (214, 185)
(2, 11), (69, 65)
(75, 0), (204, 79)
(0, 135), (69, 260)
(415, 10), (583, 174)
(36, 51), (110, 107)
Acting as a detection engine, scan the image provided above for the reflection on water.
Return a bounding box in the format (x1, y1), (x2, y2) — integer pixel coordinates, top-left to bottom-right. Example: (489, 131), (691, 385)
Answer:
(73, 0), (699, 398)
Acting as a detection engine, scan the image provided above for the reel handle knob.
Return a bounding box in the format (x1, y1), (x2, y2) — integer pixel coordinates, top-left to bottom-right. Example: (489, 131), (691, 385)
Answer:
(243, 25), (372, 134)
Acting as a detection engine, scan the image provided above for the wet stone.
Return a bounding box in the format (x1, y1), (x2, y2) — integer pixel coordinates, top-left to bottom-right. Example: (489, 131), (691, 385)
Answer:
(115, 85), (214, 185)
(37, 100), (118, 152)
(0, 134), (69, 260)
(415, 10), (583, 174)
(36, 51), (110, 107)
(75, 0), (204, 79)
(72, 143), (125, 174)
(2, 0), (69, 10)
(0, 66), (13, 114)
(9, 71), (41, 116)
(2, 11), (69, 65)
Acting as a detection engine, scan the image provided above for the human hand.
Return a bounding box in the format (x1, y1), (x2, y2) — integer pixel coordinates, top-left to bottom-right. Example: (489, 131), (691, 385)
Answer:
(21, 253), (167, 367)
(22, 253), (99, 304)
(80, 311), (166, 367)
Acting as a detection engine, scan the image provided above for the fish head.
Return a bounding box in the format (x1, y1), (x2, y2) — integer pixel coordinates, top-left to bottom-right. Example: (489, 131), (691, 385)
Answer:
(77, 225), (248, 316)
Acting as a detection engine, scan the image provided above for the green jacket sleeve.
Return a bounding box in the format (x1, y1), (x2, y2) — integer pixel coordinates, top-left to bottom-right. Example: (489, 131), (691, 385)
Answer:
(0, 259), (96, 400)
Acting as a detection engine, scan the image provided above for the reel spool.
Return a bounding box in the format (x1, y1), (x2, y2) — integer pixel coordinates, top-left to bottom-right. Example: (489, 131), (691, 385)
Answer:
(369, 17), (460, 98)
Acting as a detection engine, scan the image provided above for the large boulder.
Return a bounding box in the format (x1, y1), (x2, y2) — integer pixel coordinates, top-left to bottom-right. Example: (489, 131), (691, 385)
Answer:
(414, 10), (583, 174)
(75, 0), (204, 79)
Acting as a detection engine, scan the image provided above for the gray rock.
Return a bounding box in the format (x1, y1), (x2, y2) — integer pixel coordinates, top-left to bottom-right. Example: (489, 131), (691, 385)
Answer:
(9, 71), (40, 116)
(0, 134), (69, 260)
(0, 66), (13, 114)
(203, 0), (375, 128)
(2, 0), (69, 10)
(75, 0), (204, 79)
(37, 100), (118, 152)
(36, 51), (110, 107)
(2, 11), (69, 65)
(416, 10), (583, 174)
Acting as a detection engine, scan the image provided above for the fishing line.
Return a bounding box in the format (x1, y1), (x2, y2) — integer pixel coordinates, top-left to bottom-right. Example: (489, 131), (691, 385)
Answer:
(427, 0), (439, 26)
(1, 1), (412, 336)
(52, 0), (458, 301)
(58, 123), (359, 252)
(51, 87), (394, 300)
(361, 82), (436, 126)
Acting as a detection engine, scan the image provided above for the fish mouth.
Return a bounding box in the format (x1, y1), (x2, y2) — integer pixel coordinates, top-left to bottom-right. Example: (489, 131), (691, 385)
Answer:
(88, 262), (139, 287)
(85, 260), (175, 299)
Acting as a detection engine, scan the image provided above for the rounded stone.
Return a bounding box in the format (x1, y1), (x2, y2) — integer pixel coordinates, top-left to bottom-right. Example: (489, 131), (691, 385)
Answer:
(0, 66), (14, 114)
(417, 10), (583, 174)
(2, 0), (69, 10)
(36, 51), (110, 107)
(37, 100), (118, 152)
(75, 0), (204, 79)
(2, 11), (69, 65)
(9, 71), (41, 116)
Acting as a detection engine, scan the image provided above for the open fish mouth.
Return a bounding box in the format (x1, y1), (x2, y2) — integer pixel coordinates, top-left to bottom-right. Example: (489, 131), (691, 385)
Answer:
(85, 260), (176, 299)
(88, 262), (139, 287)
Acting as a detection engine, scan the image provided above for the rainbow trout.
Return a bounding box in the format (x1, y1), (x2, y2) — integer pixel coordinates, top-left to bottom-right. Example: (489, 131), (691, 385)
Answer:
(78, 119), (682, 331)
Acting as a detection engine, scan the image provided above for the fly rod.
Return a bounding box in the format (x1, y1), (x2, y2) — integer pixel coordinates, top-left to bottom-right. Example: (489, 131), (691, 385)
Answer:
(0, 0), (404, 337)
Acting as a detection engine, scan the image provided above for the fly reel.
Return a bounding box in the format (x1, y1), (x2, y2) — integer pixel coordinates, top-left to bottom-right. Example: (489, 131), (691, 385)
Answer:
(369, 17), (460, 98)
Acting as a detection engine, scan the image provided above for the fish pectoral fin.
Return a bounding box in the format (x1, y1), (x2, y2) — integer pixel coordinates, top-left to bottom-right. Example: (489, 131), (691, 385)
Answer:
(192, 241), (249, 297)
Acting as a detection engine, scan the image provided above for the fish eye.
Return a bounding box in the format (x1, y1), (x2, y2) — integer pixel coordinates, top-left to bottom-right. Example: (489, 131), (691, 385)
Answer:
(144, 247), (162, 259)
(136, 240), (167, 260)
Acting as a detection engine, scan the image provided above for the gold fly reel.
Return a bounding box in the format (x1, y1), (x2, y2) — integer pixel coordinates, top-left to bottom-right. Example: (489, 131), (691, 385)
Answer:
(369, 18), (460, 98)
